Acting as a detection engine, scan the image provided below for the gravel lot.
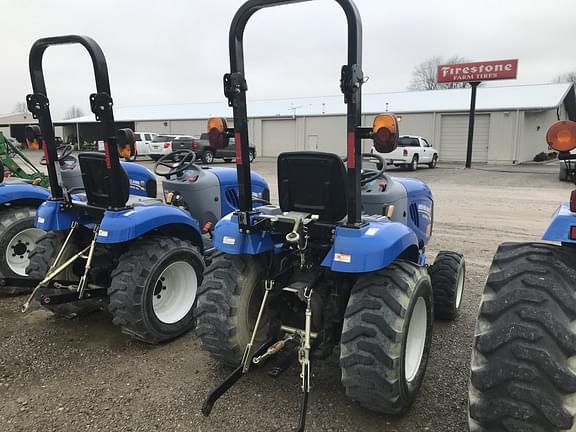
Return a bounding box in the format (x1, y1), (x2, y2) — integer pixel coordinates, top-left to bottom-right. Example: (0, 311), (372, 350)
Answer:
(0, 153), (571, 432)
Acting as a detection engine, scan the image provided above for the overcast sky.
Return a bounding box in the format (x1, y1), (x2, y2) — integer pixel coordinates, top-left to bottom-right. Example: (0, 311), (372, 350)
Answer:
(2, 0), (576, 119)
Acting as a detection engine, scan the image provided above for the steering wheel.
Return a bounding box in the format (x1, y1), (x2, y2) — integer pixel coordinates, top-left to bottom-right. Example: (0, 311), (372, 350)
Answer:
(343, 153), (387, 186)
(40, 144), (74, 166)
(154, 149), (197, 177)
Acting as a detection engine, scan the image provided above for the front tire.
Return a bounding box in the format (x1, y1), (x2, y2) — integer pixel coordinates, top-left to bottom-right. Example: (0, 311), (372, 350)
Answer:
(202, 150), (215, 164)
(249, 150), (256, 162)
(469, 243), (576, 431)
(196, 254), (266, 367)
(428, 154), (438, 169)
(341, 261), (433, 414)
(108, 236), (204, 344)
(429, 251), (465, 320)
(0, 206), (44, 295)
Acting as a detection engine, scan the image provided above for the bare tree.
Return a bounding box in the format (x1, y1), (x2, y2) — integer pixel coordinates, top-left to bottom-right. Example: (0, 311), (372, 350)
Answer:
(408, 55), (471, 90)
(554, 71), (576, 85)
(63, 105), (85, 120)
(13, 101), (28, 113)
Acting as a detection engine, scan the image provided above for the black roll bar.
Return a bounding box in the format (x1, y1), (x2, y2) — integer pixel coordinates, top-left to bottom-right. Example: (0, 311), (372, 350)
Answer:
(227, 0), (365, 226)
(27, 35), (124, 209)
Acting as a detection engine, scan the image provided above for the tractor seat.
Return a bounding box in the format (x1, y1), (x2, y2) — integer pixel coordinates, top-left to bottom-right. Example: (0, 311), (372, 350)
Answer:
(78, 152), (130, 208)
(277, 151), (347, 223)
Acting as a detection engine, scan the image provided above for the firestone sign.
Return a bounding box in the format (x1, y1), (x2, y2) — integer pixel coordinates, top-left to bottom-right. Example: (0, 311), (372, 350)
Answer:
(437, 59), (518, 83)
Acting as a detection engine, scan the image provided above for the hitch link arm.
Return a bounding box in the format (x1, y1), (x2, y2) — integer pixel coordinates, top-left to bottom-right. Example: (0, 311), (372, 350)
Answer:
(241, 279), (274, 373)
(252, 334), (295, 365)
(21, 244), (91, 313)
(296, 287), (313, 432)
(48, 221), (78, 273)
(77, 225), (99, 299)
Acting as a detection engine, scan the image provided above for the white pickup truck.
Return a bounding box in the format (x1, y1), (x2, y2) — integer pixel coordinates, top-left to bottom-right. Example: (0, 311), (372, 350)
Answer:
(98, 132), (158, 161)
(372, 135), (439, 170)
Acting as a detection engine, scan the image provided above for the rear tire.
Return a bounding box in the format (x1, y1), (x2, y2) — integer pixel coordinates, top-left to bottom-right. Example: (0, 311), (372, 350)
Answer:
(223, 158), (233, 163)
(0, 206), (44, 295)
(196, 254), (266, 367)
(340, 261), (433, 414)
(150, 155), (161, 162)
(26, 232), (103, 317)
(429, 251), (465, 320)
(469, 243), (576, 431)
(408, 155), (418, 171)
(108, 236), (204, 344)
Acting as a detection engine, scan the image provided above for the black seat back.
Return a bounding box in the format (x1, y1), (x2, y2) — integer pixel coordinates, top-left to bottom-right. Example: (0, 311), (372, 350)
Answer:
(0, 161), (4, 183)
(78, 152), (129, 208)
(277, 152), (347, 223)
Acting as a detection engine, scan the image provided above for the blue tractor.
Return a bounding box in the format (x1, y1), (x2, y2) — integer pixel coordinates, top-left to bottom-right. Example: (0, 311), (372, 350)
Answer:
(0, 130), (156, 295)
(20, 35), (269, 344)
(196, 0), (466, 429)
(469, 119), (576, 432)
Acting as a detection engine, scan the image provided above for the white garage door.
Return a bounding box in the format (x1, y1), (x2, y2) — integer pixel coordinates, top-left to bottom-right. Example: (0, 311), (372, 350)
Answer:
(262, 120), (297, 157)
(440, 115), (490, 162)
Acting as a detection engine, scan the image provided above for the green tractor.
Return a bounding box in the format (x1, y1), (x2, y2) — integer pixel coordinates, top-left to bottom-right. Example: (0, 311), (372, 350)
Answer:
(0, 131), (49, 187)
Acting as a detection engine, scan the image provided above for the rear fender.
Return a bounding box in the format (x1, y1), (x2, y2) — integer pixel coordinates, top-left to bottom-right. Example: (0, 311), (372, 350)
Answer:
(212, 213), (274, 255)
(0, 183), (50, 206)
(35, 199), (77, 231)
(96, 205), (203, 250)
(542, 203), (576, 244)
(321, 221), (420, 273)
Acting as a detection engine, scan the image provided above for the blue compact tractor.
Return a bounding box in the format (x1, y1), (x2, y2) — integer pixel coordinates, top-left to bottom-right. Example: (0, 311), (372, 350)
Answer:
(20, 36), (269, 344)
(0, 126), (156, 296)
(196, 0), (466, 430)
(469, 119), (576, 432)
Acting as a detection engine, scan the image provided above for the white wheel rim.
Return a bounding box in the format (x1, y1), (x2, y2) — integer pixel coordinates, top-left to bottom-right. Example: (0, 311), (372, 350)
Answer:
(6, 228), (44, 276)
(152, 261), (197, 324)
(206, 153), (213, 163)
(405, 297), (427, 384)
(455, 267), (465, 309)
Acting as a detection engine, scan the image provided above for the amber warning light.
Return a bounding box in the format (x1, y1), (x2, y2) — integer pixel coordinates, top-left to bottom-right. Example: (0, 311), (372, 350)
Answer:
(207, 117), (228, 149)
(372, 114), (399, 153)
(547, 121), (576, 153)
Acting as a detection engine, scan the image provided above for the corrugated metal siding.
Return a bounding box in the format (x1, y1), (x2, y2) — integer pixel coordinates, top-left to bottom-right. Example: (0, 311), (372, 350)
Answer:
(440, 114), (489, 162)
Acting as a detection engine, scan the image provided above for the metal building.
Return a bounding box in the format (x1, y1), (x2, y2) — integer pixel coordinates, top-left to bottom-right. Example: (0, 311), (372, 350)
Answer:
(60, 82), (575, 164)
